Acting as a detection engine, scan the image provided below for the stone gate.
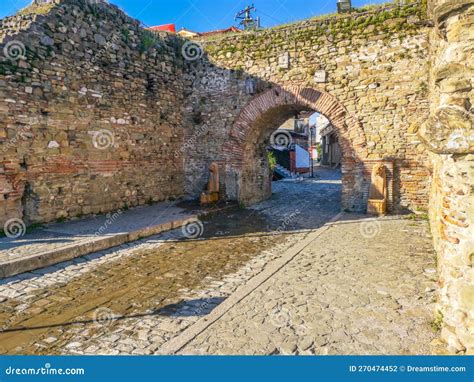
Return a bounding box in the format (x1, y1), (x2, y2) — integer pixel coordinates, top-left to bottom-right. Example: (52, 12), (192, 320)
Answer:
(183, 1), (432, 212)
(222, 86), (369, 210)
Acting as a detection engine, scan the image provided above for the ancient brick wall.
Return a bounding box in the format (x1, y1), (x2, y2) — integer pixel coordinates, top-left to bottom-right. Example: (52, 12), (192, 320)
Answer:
(0, 0), (186, 226)
(185, 1), (432, 211)
(423, 0), (473, 354)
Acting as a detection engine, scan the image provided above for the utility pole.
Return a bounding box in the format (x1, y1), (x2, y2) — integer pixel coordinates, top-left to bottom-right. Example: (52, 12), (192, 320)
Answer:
(235, 5), (260, 30)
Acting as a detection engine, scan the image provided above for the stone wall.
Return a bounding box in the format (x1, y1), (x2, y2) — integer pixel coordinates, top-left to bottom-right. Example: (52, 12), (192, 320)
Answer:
(0, 0), (186, 226)
(423, 0), (473, 354)
(0, 0), (434, 222)
(185, 1), (432, 211)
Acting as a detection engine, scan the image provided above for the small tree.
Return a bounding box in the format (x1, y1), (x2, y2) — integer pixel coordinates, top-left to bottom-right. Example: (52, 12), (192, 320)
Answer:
(316, 143), (322, 162)
(267, 151), (277, 172)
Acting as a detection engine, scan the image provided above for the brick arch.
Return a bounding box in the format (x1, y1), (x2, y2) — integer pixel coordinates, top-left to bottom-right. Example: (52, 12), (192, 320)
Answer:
(222, 86), (369, 210)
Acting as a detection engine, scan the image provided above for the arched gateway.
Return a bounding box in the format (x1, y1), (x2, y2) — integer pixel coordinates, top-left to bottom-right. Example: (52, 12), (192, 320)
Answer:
(222, 86), (373, 211)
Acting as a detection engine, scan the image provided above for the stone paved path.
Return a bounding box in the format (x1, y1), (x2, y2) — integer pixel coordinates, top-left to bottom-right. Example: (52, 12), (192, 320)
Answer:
(179, 216), (437, 355)
(0, 168), (341, 354)
(0, 167), (437, 355)
(0, 202), (201, 278)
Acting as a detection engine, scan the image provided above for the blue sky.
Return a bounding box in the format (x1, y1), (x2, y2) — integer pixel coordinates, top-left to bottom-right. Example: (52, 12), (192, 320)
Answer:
(1, 0), (389, 32)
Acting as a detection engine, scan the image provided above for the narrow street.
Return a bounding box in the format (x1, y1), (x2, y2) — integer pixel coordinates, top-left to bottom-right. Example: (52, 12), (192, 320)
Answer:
(0, 168), (436, 355)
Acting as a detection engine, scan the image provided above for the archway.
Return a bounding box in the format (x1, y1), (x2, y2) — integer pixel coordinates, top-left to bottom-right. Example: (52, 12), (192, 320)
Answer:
(222, 86), (369, 211)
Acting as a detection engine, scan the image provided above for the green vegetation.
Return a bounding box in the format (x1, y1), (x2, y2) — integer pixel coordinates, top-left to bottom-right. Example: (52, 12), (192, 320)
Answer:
(17, 2), (56, 16)
(0, 58), (27, 76)
(356, 1), (393, 13)
(267, 151), (277, 171)
(316, 144), (322, 160)
(406, 212), (429, 221)
(121, 27), (130, 43)
(139, 30), (160, 54)
(430, 311), (444, 332)
(203, 0), (424, 48)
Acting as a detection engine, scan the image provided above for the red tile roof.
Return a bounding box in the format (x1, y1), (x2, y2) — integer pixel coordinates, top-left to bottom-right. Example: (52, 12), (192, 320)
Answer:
(199, 26), (241, 37)
(148, 24), (176, 33)
(149, 25), (241, 37)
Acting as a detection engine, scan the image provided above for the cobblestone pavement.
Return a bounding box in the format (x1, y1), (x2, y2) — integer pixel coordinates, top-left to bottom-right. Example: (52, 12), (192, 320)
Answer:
(0, 200), (232, 280)
(0, 168), (436, 355)
(0, 168), (342, 355)
(179, 217), (437, 355)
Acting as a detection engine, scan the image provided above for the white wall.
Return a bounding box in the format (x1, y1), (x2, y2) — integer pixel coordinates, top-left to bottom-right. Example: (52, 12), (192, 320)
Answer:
(295, 144), (309, 168)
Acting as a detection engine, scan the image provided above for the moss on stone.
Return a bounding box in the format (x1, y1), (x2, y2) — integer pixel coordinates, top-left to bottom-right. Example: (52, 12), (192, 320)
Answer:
(121, 27), (130, 43)
(430, 311), (444, 332)
(139, 29), (160, 54)
(17, 2), (56, 16)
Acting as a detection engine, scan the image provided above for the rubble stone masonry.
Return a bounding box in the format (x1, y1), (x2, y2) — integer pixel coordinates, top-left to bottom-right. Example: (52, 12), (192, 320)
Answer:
(423, 0), (474, 354)
(185, 1), (432, 211)
(0, 0), (433, 220)
(0, 0), (186, 224)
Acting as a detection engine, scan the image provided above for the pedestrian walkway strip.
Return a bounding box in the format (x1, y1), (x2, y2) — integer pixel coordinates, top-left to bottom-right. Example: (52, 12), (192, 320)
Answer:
(159, 213), (343, 354)
(0, 203), (234, 279)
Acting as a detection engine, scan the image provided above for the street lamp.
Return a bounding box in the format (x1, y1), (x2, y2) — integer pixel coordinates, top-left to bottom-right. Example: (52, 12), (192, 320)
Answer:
(308, 126), (316, 178)
(337, 0), (352, 13)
